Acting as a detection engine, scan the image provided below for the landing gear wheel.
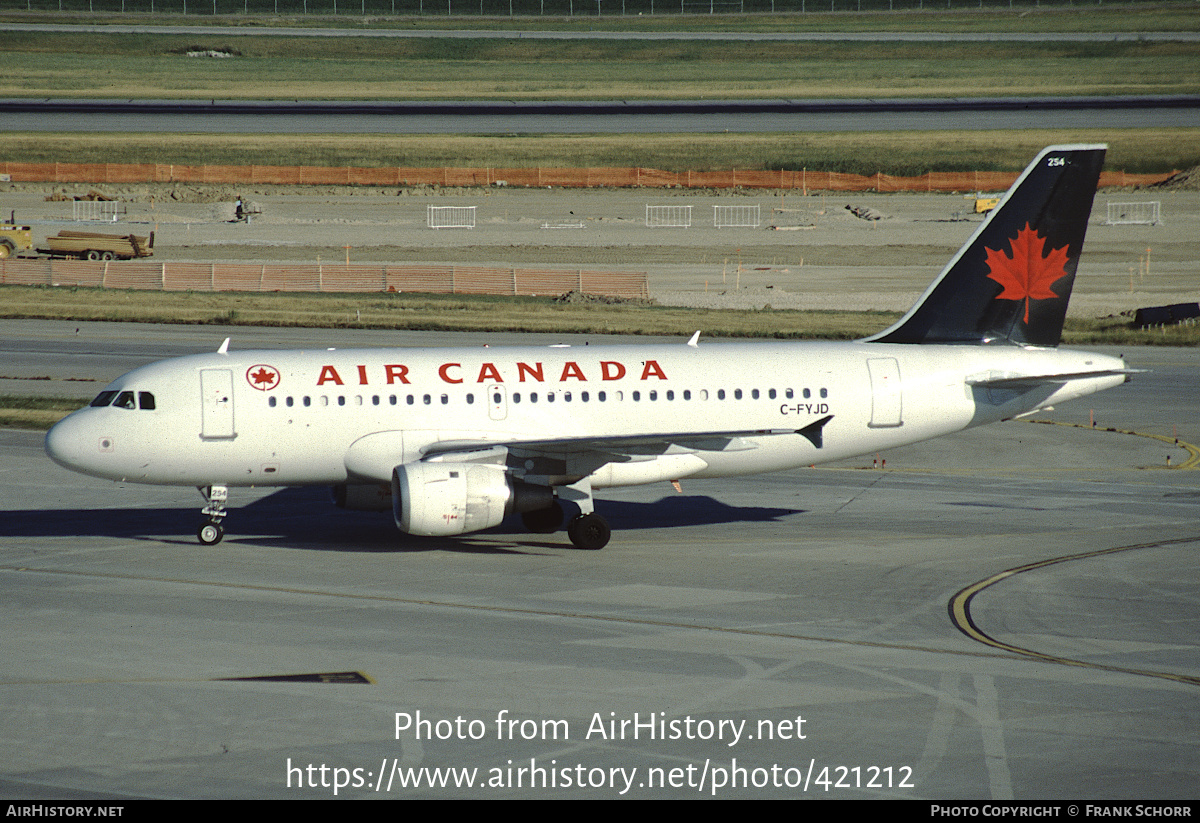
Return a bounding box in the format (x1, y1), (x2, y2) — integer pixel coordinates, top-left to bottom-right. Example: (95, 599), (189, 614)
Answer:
(522, 501), (564, 534)
(567, 513), (610, 550)
(198, 521), (224, 545)
(197, 484), (229, 545)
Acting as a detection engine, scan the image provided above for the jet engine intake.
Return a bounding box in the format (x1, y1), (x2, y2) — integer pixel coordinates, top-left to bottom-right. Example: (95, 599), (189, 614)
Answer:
(391, 462), (554, 537)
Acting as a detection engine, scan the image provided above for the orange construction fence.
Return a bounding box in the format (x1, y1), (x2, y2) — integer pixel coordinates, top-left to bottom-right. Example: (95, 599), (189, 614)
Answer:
(0, 162), (1174, 192)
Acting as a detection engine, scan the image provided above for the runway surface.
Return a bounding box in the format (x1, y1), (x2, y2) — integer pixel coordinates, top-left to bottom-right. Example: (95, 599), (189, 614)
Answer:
(4, 96), (1197, 133)
(0, 320), (1197, 799)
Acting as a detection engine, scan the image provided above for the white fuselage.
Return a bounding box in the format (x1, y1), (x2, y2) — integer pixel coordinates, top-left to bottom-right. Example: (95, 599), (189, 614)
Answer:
(45, 339), (1127, 490)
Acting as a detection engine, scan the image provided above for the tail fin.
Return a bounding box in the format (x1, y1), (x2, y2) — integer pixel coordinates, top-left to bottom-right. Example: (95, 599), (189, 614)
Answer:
(866, 144), (1106, 347)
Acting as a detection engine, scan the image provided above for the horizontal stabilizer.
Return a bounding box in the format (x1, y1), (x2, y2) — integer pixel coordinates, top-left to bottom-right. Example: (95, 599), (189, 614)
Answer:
(966, 368), (1140, 388)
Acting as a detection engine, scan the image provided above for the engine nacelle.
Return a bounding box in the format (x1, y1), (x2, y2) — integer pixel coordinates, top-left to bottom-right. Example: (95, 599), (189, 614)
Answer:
(391, 462), (554, 537)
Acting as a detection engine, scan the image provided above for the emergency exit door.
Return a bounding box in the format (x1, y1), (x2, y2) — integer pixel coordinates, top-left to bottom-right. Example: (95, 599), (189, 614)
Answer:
(867, 357), (903, 428)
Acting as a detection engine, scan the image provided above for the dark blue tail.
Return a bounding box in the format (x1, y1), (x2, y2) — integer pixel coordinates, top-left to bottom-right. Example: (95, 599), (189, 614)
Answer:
(867, 144), (1106, 347)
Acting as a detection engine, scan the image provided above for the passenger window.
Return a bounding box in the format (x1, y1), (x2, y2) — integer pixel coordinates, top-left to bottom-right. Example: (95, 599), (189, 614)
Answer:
(466, 393), (475, 404)
(820, 388), (828, 398)
(90, 391), (118, 407)
(268, 396), (277, 408)
(734, 389), (742, 400)
(285, 396), (294, 407)
(138, 391), (156, 410)
(717, 389), (726, 400)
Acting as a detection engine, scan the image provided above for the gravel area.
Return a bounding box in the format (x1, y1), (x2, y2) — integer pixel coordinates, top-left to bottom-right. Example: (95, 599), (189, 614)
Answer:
(4, 182), (1196, 318)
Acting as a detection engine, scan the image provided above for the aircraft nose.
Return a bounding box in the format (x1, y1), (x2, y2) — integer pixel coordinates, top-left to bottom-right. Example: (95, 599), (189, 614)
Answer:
(45, 412), (92, 471)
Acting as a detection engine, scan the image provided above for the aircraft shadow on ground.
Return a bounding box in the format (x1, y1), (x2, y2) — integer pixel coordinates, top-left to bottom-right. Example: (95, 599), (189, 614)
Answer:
(0, 487), (803, 553)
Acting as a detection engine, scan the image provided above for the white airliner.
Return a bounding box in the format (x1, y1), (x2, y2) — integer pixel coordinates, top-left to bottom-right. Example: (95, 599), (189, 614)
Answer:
(46, 145), (1131, 549)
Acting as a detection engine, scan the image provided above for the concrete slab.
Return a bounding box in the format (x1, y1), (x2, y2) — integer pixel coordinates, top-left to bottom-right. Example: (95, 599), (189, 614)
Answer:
(0, 327), (1196, 799)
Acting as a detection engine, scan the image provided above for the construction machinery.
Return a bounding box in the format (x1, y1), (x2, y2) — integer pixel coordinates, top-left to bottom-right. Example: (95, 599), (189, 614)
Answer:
(0, 221), (34, 259)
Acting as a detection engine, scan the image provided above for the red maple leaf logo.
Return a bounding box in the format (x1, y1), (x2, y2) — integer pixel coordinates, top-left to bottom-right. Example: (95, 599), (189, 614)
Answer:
(246, 364), (280, 391)
(984, 223), (1071, 324)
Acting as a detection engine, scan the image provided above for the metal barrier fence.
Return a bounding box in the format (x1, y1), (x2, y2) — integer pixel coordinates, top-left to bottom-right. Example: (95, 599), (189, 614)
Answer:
(646, 205), (692, 228)
(0, 260), (648, 299)
(1, 162), (1174, 192)
(713, 204), (760, 228)
(1105, 201), (1162, 226)
(427, 205), (476, 229)
(72, 201), (126, 222)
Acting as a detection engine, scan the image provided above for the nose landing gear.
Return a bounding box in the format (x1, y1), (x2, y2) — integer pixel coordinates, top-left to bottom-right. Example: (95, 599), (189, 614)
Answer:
(198, 484), (229, 545)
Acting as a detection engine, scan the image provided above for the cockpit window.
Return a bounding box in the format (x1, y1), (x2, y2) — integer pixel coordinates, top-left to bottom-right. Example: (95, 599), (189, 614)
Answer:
(90, 389), (156, 410)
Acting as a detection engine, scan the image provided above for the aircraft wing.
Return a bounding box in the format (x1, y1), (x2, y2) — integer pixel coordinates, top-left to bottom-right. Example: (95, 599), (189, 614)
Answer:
(422, 415), (836, 460)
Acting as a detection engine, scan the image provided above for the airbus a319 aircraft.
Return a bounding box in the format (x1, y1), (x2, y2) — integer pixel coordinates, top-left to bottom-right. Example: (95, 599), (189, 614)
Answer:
(46, 145), (1131, 550)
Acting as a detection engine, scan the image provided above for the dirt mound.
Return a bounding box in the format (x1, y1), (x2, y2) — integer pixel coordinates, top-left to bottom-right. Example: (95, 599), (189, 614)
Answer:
(1144, 165), (1200, 191)
(553, 290), (654, 306)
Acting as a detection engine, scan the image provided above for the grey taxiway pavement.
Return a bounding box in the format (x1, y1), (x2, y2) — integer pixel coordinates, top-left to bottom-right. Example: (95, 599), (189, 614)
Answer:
(5, 96), (1196, 134)
(1, 320), (1197, 799)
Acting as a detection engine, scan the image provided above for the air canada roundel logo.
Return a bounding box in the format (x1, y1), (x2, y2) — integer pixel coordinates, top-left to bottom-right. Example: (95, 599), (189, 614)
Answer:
(246, 364), (281, 391)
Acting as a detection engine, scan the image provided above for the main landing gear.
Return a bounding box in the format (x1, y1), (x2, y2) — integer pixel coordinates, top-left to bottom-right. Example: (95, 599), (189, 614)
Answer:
(518, 501), (610, 550)
(566, 512), (610, 551)
(522, 480), (611, 550)
(197, 484), (228, 545)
